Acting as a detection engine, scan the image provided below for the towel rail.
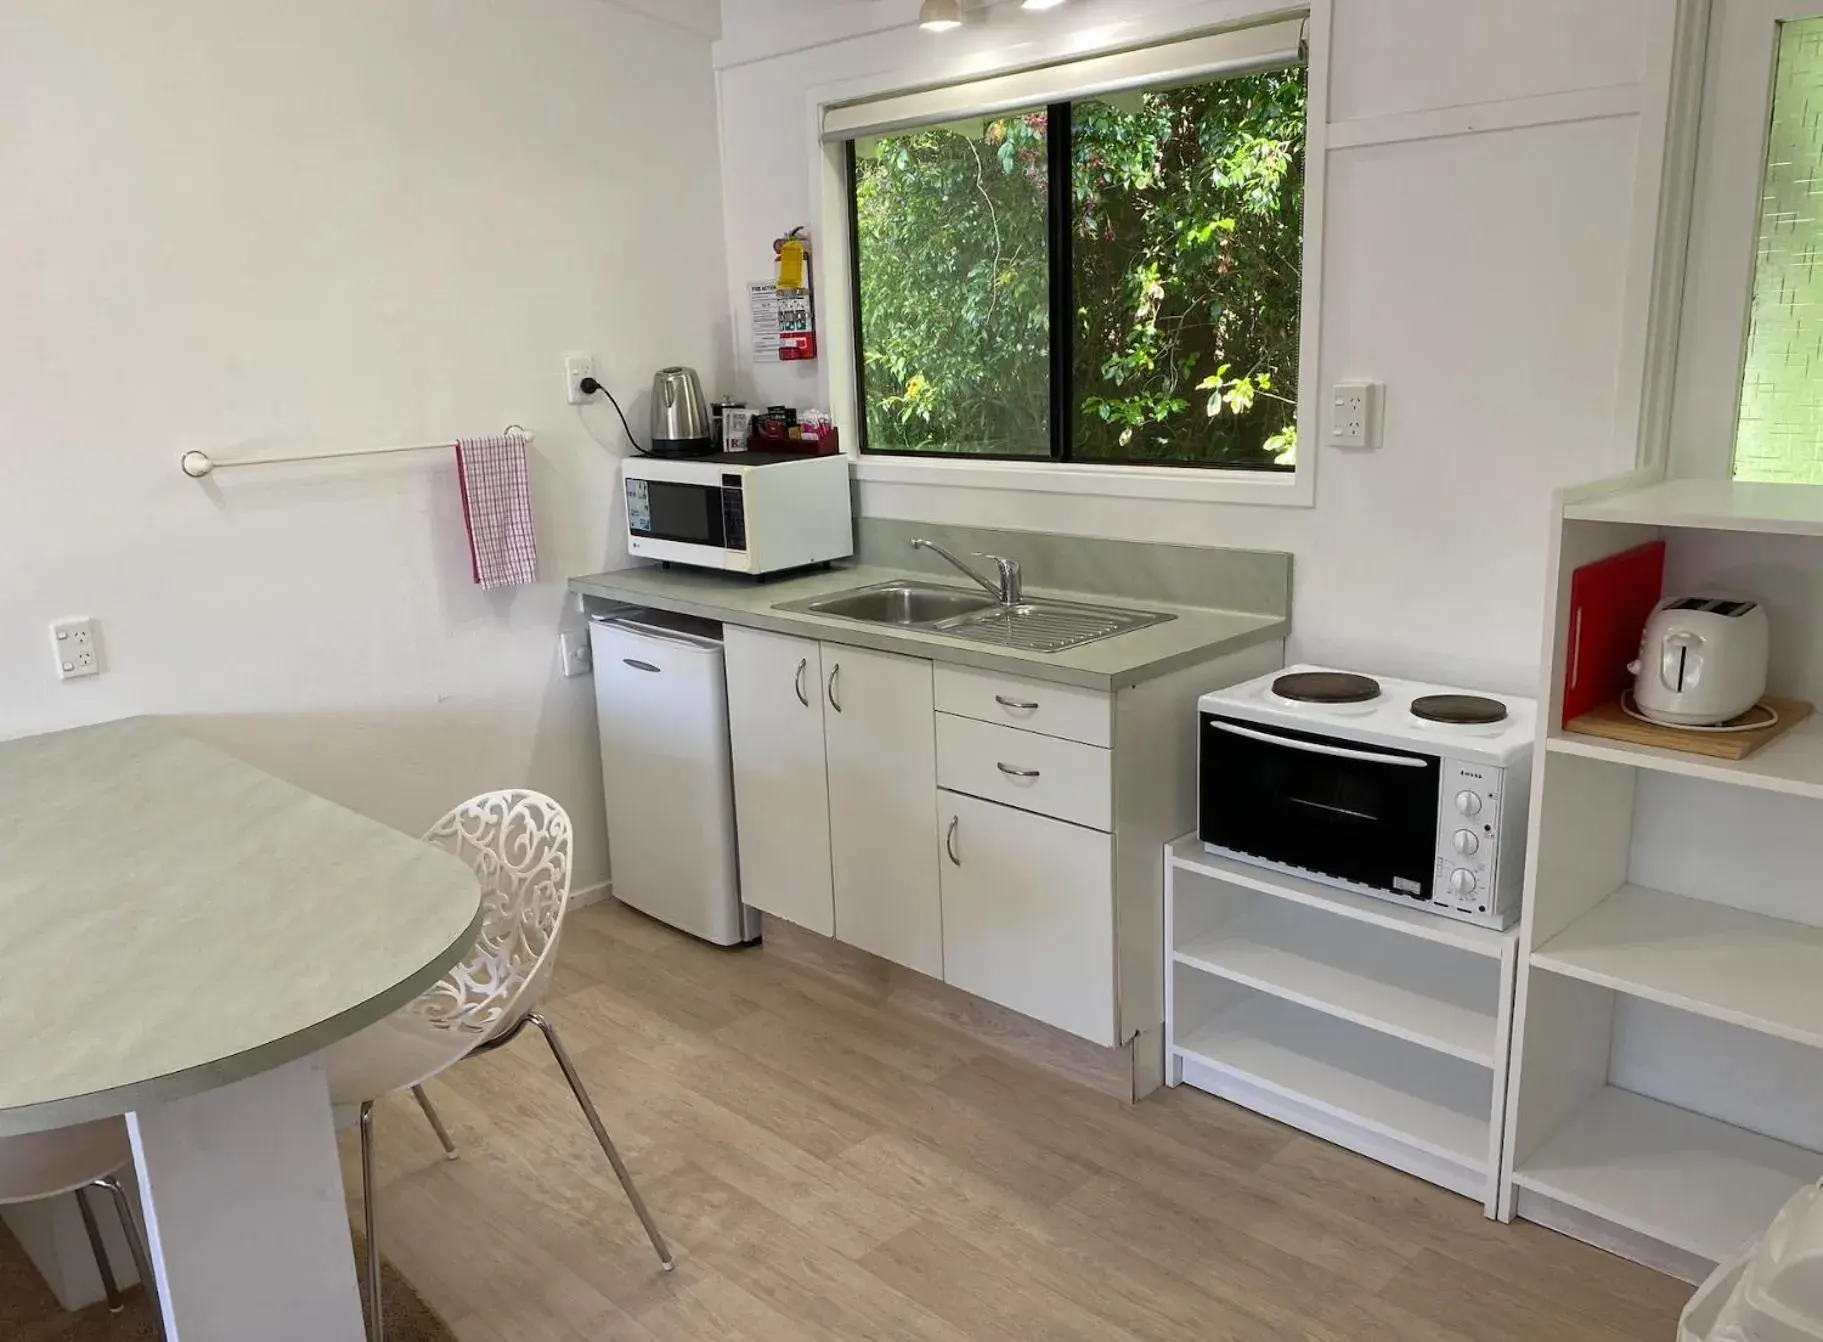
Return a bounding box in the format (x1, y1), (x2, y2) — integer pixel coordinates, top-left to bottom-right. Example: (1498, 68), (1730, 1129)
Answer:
(180, 426), (530, 479)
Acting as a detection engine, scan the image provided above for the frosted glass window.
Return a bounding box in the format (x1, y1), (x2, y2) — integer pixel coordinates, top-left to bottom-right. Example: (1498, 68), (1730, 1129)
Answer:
(1735, 17), (1823, 483)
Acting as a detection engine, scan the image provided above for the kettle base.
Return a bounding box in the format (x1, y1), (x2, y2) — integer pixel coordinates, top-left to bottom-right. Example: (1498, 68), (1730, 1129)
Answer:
(647, 437), (717, 458)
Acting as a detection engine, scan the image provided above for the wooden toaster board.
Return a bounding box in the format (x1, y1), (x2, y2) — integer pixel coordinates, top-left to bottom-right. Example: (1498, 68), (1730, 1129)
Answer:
(1564, 697), (1814, 761)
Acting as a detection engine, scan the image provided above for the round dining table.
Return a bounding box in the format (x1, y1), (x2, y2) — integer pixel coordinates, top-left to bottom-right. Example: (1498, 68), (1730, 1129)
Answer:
(0, 717), (484, 1341)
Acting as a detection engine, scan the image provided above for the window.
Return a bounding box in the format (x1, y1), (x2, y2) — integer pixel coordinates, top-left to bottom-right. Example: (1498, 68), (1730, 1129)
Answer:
(846, 55), (1308, 472)
(1734, 16), (1823, 483)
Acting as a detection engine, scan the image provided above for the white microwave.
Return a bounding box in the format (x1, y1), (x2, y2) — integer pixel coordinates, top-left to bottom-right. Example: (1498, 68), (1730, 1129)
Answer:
(622, 453), (853, 575)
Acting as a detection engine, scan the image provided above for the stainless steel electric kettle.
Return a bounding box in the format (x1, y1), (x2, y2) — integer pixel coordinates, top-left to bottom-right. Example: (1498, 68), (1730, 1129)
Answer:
(649, 367), (714, 457)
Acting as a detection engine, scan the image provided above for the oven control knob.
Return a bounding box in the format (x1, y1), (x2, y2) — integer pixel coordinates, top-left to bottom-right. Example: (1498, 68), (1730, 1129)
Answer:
(1450, 869), (1478, 896)
(1453, 829), (1480, 856)
(1454, 791), (1484, 818)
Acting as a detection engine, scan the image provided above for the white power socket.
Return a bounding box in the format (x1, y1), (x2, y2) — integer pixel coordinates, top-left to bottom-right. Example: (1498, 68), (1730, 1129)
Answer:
(559, 628), (593, 678)
(50, 617), (99, 680)
(563, 352), (595, 406)
(1330, 380), (1383, 450)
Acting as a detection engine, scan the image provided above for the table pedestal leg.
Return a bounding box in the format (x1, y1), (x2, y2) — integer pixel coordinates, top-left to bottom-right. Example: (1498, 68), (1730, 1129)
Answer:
(128, 1058), (365, 1342)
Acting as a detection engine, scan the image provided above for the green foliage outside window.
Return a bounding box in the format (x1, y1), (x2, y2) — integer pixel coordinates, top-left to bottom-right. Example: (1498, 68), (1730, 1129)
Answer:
(852, 66), (1307, 469)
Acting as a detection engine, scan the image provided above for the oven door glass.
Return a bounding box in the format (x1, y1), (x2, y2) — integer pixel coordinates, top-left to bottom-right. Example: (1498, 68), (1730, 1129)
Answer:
(627, 478), (726, 548)
(1199, 714), (1441, 898)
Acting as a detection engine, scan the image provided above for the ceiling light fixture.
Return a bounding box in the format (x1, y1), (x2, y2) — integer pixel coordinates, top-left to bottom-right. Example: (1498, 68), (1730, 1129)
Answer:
(919, 0), (963, 31)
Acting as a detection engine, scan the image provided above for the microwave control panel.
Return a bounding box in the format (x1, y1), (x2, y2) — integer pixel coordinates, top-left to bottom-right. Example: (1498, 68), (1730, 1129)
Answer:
(721, 475), (747, 553)
(1432, 760), (1505, 920)
(625, 479), (651, 534)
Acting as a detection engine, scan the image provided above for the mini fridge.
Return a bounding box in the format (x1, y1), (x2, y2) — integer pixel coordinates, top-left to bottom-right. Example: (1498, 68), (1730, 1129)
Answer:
(589, 613), (757, 946)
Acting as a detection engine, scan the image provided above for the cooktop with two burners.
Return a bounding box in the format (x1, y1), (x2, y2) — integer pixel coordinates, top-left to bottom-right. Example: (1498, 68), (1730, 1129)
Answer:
(1201, 664), (1537, 766)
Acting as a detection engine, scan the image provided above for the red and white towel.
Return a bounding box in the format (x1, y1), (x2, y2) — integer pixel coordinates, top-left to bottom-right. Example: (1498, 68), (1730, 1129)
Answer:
(455, 433), (538, 589)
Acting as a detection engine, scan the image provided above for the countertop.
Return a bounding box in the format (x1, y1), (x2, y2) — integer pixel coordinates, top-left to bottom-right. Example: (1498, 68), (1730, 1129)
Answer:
(569, 563), (1288, 690)
(0, 717), (483, 1137)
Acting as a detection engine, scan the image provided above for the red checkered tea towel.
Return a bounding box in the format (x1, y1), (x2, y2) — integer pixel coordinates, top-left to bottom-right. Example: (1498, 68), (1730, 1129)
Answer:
(455, 433), (538, 589)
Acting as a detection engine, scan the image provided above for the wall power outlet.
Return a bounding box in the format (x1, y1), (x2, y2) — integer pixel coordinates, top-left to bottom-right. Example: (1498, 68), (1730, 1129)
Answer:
(1331, 380), (1383, 450)
(50, 617), (99, 680)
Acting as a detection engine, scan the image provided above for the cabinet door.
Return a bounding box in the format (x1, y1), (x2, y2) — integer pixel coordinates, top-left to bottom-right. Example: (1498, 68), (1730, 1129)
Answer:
(823, 644), (942, 977)
(723, 626), (834, 935)
(939, 790), (1115, 1045)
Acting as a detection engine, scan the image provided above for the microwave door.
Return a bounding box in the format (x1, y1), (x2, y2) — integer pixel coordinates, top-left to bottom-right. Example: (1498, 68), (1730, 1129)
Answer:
(1200, 716), (1441, 899)
(627, 478), (727, 548)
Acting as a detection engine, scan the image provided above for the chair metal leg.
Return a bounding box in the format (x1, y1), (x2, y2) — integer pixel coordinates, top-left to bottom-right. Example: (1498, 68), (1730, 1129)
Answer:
(360, 1100), (382, 1342)
(527, 1011), (675, 1272)
(411, 1085), (459, 1161)
(94, 1175), (166, 1341)
(74, 1186), (123, 1312)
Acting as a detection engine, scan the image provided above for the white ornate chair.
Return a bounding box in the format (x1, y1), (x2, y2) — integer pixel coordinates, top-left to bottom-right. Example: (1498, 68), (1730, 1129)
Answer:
(0, 1118), (164, 1335)
(320, 790), (672, 1341)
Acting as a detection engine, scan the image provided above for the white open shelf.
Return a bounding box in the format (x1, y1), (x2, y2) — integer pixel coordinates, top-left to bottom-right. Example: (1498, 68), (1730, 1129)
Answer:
(1513, 1087), (1823, 1265)
(1176, 995), (1491, 1166)
(1532, 885), (1823, 1051)
(1168, 838), (1509, 959)
(1508, 475), (1823, 1271)
(1174, 924), (1499, 1065)
(1167, 836), (1515, 1211)
(1562, 477), (1823, 537)
(1547, 715), (1823, 803)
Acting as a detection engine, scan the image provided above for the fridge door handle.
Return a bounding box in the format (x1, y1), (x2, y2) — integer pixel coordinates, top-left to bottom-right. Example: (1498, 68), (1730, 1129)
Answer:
(623, 659), (661, 674)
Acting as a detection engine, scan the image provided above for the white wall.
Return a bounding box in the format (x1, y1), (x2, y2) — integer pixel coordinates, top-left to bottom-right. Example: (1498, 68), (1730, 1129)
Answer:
(715, 0), (1673, 692)
(0, 0), (732, 894)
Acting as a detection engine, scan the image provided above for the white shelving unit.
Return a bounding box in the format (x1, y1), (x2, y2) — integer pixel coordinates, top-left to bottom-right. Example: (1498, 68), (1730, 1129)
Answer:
(1502, 472), (1823, 1284)
(1166, 838), (1519, 1213)
(1513, 1087), (1823, 1268)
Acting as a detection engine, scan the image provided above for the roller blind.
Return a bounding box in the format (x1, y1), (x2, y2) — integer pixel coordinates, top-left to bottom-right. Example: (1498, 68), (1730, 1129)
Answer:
(822, 16), (1306, 143)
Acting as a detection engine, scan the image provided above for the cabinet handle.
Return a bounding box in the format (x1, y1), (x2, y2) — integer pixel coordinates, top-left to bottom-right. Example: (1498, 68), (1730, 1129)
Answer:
(794, 658), (810, 708)
(827, 664), (843, 713)
(996, 762), (1041, 780)
(995, 694), (1040, 712)
(945, 816), (960, 866)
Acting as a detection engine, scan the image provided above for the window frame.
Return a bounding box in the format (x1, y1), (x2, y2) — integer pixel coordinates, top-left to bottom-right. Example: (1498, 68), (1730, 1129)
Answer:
(846, 83), (1306, 473)
(806, 4), (1330, 509)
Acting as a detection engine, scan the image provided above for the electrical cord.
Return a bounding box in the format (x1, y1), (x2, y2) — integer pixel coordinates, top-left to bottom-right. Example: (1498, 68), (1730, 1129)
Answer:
(1620, 689), (1780, 734)
(578, 377), (651, 456)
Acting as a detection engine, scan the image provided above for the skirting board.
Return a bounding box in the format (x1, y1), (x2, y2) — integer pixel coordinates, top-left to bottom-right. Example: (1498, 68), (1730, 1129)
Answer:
(760, 914), (1146, 1102)
(1175, 1052), (1490, 1208)
(1514, 1188), (1714, 1286)
(569, 880), (610, 910)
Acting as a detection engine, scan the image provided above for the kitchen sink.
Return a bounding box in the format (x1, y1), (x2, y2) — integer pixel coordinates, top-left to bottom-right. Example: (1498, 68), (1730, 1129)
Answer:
(777, 580), (1173, 653)
(800, 582), (999, 626)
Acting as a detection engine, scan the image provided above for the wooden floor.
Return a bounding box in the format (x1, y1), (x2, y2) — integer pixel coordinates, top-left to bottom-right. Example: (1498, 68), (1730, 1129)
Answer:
(341, 901), (1693, 1341)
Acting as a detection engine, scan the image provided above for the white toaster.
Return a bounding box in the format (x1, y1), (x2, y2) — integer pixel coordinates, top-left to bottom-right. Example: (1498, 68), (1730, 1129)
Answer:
(1629, 596), (1770, 727)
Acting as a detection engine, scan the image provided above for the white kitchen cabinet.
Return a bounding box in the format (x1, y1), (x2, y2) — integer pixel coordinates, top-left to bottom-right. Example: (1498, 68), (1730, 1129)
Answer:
(723, 626), (834, 936)
(823, 646), (942, 977)
(939, 789), (1115, 1046)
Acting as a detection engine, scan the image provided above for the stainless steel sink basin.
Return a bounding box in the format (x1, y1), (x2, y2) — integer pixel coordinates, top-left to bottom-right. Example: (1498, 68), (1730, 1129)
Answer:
(777, 580), (1175, 653)
(800, 582), (999, 626)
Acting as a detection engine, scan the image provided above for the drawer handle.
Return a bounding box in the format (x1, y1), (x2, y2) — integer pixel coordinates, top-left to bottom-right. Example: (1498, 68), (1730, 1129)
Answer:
(794, 658), (810, 708)
(946, 816), (961, 865)
(995, 694), (1040, 712)
(996, 762), (1041, 780)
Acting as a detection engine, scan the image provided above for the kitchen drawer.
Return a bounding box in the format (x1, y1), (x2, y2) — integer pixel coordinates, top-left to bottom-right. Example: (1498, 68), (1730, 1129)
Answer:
(935, 713), (1110, 831)
(933, 665), (1111, 747)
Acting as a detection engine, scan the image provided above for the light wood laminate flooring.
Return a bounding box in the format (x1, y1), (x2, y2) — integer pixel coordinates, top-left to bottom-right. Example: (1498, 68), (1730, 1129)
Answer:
(340, 901), (1691, 1341)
